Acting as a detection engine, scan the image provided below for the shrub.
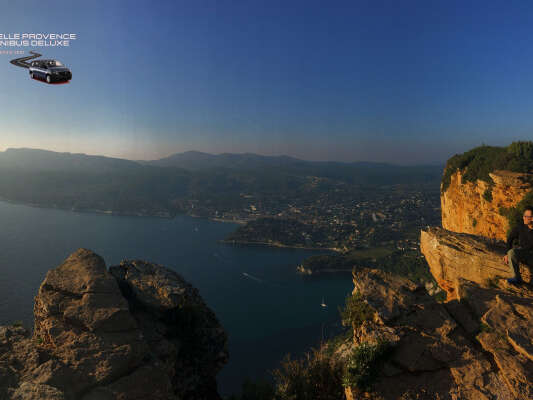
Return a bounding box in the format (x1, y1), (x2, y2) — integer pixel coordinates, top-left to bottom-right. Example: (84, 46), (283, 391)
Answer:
(482, 187), (493, 202)
(272, 347), (345, 400)
(441, 142), (533, 192)
(342, 341), (392, 392)
(339, 291), (374, 332)
(433, 291), (447, 303)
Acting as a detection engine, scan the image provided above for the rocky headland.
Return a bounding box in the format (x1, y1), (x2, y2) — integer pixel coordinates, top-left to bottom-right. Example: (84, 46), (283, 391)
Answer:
(0, 249), (228, 400)
(343, 268), (532, 400)
(340, 145), (533, 399)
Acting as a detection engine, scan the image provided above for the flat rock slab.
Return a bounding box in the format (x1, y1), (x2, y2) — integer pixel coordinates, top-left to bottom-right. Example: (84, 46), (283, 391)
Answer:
(421, 226), (531, 300)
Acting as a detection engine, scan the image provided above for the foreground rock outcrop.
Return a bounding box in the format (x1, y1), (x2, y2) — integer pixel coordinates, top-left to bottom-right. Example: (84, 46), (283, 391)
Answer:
(0, 249), (228, 400)
(420, 226), (532, 300)
(345, 269), (533, 400)
(441, 170), (533, 241)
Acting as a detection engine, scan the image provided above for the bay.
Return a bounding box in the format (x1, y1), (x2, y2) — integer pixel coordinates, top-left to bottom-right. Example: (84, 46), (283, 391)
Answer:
(0, 200), (353, 396)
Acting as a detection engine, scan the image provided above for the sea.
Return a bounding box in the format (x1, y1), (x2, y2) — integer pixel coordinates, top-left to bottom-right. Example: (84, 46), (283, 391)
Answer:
(0, 200), (353, 396)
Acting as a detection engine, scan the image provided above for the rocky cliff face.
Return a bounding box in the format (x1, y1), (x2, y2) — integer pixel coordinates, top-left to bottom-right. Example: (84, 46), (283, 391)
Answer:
(342, 161), (533, 399)
(420, 226), (531, 300)
(0, 249), (228, 400)
(441, 170), (533, 241)
(345, 269), (533, 400)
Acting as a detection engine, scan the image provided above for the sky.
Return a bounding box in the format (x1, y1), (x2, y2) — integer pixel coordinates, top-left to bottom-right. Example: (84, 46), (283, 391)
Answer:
(1, 0), (533, 164)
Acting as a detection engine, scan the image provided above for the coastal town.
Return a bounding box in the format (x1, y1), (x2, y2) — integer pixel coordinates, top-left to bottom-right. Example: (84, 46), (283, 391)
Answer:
(187, 180), (441, 252)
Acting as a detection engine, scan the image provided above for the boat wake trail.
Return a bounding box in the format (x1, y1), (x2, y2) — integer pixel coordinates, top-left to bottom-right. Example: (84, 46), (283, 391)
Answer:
(242, 272), (264, 283)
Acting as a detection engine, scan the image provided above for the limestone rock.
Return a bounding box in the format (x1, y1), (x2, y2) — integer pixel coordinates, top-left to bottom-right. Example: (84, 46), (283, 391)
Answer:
(441, 170), (533, 241)
(346, 269), (532, 400)
(110, 260), (229, 400)
(420, 226), (531, 300)
(0, 249), (228, 400)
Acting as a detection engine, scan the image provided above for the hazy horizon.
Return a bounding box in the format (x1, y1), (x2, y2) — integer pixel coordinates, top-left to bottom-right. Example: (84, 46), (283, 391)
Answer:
(0, 145), (448, 166)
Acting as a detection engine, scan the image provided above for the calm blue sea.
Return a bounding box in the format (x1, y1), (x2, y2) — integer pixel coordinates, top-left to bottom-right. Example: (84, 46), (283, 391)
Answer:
(0, 200), (353, 396)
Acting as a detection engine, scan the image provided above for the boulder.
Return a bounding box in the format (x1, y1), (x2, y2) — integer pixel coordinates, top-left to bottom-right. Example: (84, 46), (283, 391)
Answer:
(420, 226), (531, 300)
(0, 249), (228, 400)
(109, 260), (228, 399)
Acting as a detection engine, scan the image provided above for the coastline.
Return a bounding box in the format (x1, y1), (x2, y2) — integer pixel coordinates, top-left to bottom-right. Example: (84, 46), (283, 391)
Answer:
(297, 267), (352, 275)
(0, 198), (338, 253)
(219, 239), (342, 252)
(0, 197), (247, 225)
(0, 197), (175, 219)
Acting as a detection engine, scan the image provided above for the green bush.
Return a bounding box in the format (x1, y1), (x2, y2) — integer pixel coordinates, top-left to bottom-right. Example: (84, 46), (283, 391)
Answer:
(433, 291), (447, 303)
(482, 187), (493, 202)
(272, 347), (345, 400)
(323, 330), (353, 358)
(342, 341), (392, 391)
(339, 292), (374, 332)
(441, 142), (533, 192)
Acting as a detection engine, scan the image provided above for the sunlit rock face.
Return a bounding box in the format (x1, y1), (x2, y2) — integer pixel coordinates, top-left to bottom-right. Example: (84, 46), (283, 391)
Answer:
(345, 268), (533, 400)
(441, 170), (533, 241)
(420, 227), (531, 300)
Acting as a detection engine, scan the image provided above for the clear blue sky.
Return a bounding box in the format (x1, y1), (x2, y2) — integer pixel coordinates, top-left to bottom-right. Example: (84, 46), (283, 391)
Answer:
(1, 0), (533, 163)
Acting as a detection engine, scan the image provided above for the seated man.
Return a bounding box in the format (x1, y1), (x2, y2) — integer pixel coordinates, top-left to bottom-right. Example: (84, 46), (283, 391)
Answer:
(503, 206), (533, 284)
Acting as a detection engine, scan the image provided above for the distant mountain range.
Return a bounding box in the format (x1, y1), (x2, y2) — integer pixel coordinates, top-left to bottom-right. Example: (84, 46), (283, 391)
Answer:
(0, 148), (443, 217)
(1, 147), (443, 175)
(141, 150), (443, 180)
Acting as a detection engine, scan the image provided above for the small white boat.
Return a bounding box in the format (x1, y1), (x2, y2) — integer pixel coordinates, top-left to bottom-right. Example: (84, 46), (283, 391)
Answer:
(320, 297), (327, 307)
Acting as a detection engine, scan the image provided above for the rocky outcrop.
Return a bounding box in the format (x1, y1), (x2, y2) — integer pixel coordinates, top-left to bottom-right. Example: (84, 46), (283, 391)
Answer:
(420, 227), (532, 300)
(110, 260), (228, 399)
(441, 170), (533, 241)
(345, 269), (533, 400)
(0, 249), (228, 400)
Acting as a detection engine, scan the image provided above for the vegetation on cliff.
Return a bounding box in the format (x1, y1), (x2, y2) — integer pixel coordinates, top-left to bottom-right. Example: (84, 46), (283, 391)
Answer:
(228, 290), (383, 399)
(442, 141), (533, 233)
(342, 341), (392, 392)
(340, 291), (375, 332)
(301, 248), (433, 283)
(441, 141), (533, 192)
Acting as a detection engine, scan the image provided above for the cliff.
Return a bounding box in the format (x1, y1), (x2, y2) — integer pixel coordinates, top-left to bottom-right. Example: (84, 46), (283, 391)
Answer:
(344, 269), (533, 400)
(420, 226), (531, 300)
(342, 147), (533, 399)
(0, 249), (228, 400)
(441, 169), (533, 241)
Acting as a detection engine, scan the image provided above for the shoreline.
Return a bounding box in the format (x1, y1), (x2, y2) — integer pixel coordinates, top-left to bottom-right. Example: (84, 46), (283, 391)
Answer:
(0, 198), (341, 252)
(219, 239), (342, 252)
(297, 267), (352, 275)
(0, 197), (249, 225)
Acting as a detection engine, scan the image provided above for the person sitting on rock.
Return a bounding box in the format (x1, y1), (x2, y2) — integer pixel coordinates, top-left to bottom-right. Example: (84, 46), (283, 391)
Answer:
(503, 206), (533, 285)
